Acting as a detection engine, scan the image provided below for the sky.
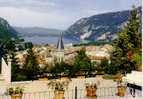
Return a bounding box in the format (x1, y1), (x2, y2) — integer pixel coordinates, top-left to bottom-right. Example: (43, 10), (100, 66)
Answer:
(0, 0), (141, 30)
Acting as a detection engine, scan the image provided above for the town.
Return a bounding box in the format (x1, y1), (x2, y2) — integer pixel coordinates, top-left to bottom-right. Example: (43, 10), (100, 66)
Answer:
(0, 0), (142, 99)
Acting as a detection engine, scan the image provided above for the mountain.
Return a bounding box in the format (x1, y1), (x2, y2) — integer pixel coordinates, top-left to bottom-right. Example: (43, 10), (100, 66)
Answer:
(65, 7), (141, 42)
(0, 17), (17, 40)
(14, 27), (63, 37)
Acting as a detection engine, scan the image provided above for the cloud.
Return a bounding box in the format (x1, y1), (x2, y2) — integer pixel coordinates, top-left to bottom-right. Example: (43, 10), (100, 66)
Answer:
(0, 0), (141, 29)
(0, 0), (57, 13)
(0, 6), (76, 29)
(0, 0), (56, 7)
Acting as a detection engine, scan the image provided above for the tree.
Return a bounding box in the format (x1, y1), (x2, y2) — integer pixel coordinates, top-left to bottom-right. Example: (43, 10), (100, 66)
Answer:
(23, 48), (39, 80)
(132, 52), (142, 71)
(100, 59), (109, 72)
(126, 6), (141, 50)
(0, 38), (27, 81)
(110, 6), (141, 74)
(11, 52), (26, 81)
(51, 62), (72, 75)
(73, 48), (92, 74)
(0, 39), (15, 55)
(0, 37), (28, 81)
(0, 38), (25, 55)
(25, 42), (33, 49)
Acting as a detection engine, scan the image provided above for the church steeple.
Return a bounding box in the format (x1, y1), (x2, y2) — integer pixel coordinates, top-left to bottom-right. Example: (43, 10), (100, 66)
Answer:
(53, 32), (65, 63)
(57, 32), (64, 51)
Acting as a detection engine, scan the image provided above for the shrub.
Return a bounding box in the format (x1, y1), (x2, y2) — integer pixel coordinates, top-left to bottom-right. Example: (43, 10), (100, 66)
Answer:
(7, 87), (24, 95)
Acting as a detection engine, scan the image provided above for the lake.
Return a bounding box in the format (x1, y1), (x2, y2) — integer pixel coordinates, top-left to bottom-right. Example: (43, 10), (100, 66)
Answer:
(23, 36), (79, 45)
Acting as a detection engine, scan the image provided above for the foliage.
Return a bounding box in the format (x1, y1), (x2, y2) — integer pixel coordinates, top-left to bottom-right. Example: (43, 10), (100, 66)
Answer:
(47, 80), (69, 91)
(99, 59), (109, 72)
(0, 38), (27, 81)
(73, 48), (92, 74)
(73, 41), (111, 46)
(0, 27), (36, 81)
(11, 52), (22, 81)
(7, 87), (24, 95)
(132, 52), (141, 65)
(51, 62), (72, 76)
(11, 51), (29, 81)
(39, 65), (50, 74)
(85, 83), (97, 89)
(104, 65), (118, 75)
(50, 48), (92, 77)
(11, 54), (27, 81)
(25, 42), (33, 49)
(132, 52), (142, 70)
(0, 38), (26, 56)
(23, 48), (39, 80)
(0, 39), (15, 56)
(3, 39), (34, 81)
(109, 6), (141, 74)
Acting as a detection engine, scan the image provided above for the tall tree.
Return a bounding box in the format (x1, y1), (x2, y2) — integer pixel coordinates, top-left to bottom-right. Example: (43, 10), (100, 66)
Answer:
(23, 48), (39, 80)
(110, 6), (141, 74)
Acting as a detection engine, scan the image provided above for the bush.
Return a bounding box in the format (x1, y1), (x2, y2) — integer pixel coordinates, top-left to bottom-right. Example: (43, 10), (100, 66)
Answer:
(15, 74), (27, 81)
(7, 87), (24, 95)
(104, 64), (118, 75)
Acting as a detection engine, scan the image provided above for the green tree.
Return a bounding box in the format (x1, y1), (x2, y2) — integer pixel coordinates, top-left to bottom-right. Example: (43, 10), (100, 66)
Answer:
(74, 48), (92, 74)
(110, 6), (141, 74)
(100, 59), (109, 72)
(25, 42), (33, 49)
(11, 52), (25, 81)
(0, 38), (25, 55)
(51, 62), (72, 74)
(23, 48), (39, 80)
(0, 39), (15, 55)
(0, 37), (27, 81)
(132, 52), (142, 71)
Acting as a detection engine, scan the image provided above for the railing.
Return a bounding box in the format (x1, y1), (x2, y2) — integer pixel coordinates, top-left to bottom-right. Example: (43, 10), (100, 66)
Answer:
(0, 87), (142, 99)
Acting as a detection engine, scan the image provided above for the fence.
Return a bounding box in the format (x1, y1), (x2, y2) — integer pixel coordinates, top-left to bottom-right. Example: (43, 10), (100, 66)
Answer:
(0, 86), (142, 99)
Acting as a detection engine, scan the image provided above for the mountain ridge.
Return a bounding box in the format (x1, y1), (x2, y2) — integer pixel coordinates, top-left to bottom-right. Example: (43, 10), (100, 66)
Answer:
(14, 27), (63, 37)
(0, 17), (17, 40)
(64, 7), (141, 42)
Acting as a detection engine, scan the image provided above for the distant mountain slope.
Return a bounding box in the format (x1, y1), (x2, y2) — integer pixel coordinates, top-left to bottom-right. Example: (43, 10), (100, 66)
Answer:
(65, 7), (141, 42)
(14, 27), (63, 37)
(0, 17), (17, 40)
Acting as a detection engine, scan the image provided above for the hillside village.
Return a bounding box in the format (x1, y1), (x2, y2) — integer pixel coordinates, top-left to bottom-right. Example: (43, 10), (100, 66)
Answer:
(16, 42), (113, 68)
(0, 32), (142, 99)
(0, 2), (142, 99)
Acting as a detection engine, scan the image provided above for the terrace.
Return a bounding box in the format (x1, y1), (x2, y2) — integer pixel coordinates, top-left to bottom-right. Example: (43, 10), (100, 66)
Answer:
(0, 76), (142, 99)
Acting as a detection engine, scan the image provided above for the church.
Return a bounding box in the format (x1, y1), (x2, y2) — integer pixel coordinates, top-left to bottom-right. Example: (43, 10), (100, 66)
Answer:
(53, 32), (65, 63)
